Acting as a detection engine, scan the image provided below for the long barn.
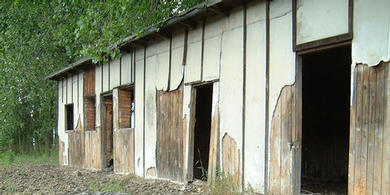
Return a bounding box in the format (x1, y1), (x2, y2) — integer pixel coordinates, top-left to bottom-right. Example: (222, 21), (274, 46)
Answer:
(46, 0), (390, 194)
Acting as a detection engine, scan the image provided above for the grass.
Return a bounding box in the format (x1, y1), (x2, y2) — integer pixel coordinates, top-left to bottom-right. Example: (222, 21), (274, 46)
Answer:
(0, 148), (58, 167)
(88, 177), (127, 193)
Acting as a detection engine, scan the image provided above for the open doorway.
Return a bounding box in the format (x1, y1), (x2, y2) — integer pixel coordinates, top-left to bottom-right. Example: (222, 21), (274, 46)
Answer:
(301, 45), (351, 194)
(103, 95), (114, 168)
(192, 83), (213, 180)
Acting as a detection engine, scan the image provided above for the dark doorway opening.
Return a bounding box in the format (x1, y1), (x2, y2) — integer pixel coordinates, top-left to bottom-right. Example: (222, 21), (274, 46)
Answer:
(193, 83), (213, 180)
(103, 95), (114, 168)
(301, 45), (351, 194)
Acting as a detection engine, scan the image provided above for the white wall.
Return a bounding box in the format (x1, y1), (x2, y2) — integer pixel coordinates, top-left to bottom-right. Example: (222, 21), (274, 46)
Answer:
(352, 0), (390, 67)
(134, 46), (145, 177)
(244, 0), (267, 193)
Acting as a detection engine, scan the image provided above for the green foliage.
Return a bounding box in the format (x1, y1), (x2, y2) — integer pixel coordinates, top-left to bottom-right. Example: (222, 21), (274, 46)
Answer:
(0, 0), (204, 153)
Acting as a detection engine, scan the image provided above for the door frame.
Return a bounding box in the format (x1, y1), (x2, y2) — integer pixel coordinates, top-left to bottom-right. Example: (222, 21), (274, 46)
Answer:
(294, 41), (352, 192)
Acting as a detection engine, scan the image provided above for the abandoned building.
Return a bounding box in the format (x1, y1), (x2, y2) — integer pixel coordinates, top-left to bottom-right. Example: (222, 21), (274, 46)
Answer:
(46, 0), (390, 194)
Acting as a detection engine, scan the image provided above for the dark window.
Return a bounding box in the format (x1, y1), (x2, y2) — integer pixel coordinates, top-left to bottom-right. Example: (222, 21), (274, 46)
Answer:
(65, 104), (74, 130)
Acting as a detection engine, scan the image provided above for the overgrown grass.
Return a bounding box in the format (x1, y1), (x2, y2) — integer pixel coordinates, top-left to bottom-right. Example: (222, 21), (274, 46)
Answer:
(88, 177), (128, 193)
(0, 148), (58, 167)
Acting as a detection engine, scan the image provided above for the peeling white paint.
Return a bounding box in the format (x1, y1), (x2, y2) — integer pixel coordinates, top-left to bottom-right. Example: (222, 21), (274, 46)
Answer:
(296, 0), (349, 45)
(102, 62), (109, 92)
(184, 21), (203, 84)
(268, 0), (296, 189)
(121, 53), (132, 85)
(170, 29), (185, 91)
(134, 47), (145, 177)
(219, 6), (244, 154)
(155, 40), (170, 91)
(352, 0), (390, 66)
(244, 1), (266, 193)
(203, 16), (226, 81)
(110, 58), (121, 89)
(182, 84), (192, 179)
(95, 64), (102, 94)
(145, 44), (158, 177)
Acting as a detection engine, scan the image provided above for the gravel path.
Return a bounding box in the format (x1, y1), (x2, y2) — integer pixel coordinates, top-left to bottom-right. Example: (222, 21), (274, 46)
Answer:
(0, 165), (208, 194)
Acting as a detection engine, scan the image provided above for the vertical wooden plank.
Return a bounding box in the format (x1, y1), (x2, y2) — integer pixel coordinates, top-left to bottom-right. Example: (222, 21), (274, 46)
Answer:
(361, 64), (370, 194)
(113, 89), (119, 130)
(348, 65), (358, 195)
(354, 65), (365, 195)
(366, 67), (377, 194)
(186, 88), (196, 181)
(280, 87), (290, 194)
(374, 64), (384, 194)
(382, 63), (390, 194)
(269, 91), (282, 194)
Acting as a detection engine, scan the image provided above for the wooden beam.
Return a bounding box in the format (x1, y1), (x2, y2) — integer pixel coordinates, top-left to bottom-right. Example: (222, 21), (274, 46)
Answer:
(208, 7), (229, 17)
(178, 21), (197, 29)
(152, 31), (171, 40)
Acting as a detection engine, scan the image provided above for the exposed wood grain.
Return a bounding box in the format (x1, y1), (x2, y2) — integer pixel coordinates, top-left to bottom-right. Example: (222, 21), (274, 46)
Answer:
(119, 89), (133, 129)
(68, 119), (85, 167)
(222, 133), (241, 191)
(103, 97), (113, 168)
(269, 85), (296, 194)
(349, 63), (390, 194)
(269, 87), (282, 194)
(156, 84), (184, 182)
(348, 64), (358, 195)
(366, 67), (377, 195)
(383, 63), (390, 194)
(114, 128), (134, 174)
(84, 129), (103, 170)
(84, 68), (95, 97)
(353, 65), (364, 195)
(207, 104), (219, 185)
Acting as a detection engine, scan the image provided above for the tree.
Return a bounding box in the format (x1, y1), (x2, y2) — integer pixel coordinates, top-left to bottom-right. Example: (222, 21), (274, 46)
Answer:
(0, 0), (204, 152)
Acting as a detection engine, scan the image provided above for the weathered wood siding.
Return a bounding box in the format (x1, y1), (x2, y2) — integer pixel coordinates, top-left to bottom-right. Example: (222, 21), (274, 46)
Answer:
(267, 0), (297, 193)
(156, 84), (185, 181)
(114, 128), (134, 174)
(269, 85), (298, 195)
(68, 120), (84, 167)
(349, 63), (390, 195)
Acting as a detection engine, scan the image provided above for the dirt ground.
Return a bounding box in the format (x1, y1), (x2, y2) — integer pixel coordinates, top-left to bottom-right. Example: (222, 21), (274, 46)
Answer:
(0, 165), (208, 194)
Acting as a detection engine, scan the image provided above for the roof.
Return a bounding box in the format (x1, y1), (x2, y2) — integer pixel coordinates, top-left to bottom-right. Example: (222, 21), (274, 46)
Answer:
(46, 0), (251, 80)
